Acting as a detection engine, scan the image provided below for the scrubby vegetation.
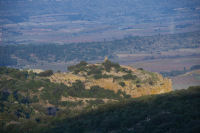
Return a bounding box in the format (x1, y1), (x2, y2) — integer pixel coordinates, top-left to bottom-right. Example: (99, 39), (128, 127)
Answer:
(67, 61), (88, 74)
(1, 84), (199, 133)
(68, 60), (138, 81)
(0, 66), (198, 133)
(54, 60), (172, 98)
(43, 86), (200, 133)
(38, 70), (53, 77)
(67, 60), (121, 79)
(0, 67), (132, 133)
(102, 60), (120, 72)
(122, 73), (137, 80)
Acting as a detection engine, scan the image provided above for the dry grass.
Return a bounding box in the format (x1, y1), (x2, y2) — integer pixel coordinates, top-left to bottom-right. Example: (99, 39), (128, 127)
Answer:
(49, 73), (86, 86)
(61, 96), (118, 104)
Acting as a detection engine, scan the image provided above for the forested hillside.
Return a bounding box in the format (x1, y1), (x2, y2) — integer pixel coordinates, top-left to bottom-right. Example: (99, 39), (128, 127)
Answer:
(44, 86), (200, 133)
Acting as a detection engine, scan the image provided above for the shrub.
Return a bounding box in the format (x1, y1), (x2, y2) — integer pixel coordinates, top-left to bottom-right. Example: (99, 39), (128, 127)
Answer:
(149, 80), (154, 85)
(59, 101), (82, 107)
(78, 61), (88, 67)
(38, 70), (53, 77)
(0, 67), (29, 80)
(87, 99), (104, 105)
(87, 66), (102, 75)
(103, 60), (120, 72)
(67, 61), (88, 73)
(94, 74), (103, 79)
(31, 96), (39, 103)
(138, 68), (144, 70)
(119, 82), (126, 87)
(136, 84), (141, 88)
(123, 73), (137, 80)
(120, 68), (131, 73)
(90, 86), (121, 99)
(12, 71), (28, 80)
(71, 80), (85, 91)
(190, 65), (200, 71)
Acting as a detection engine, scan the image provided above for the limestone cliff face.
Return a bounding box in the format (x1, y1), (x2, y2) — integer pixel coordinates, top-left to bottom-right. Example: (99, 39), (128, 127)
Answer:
(125, 74), (172, 97)
(49, 61), (172, 98)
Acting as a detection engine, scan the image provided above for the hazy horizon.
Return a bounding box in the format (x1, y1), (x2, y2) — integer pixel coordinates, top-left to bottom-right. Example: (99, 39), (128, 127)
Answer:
(0, 0), (200, 45)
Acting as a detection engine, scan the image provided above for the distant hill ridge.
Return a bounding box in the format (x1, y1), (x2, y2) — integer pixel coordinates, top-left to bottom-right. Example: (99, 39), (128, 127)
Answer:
(1, 31), (200, 68)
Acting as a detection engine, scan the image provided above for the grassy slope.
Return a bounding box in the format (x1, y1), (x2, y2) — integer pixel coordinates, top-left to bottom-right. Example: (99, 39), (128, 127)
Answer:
(44, 86), (200, 133)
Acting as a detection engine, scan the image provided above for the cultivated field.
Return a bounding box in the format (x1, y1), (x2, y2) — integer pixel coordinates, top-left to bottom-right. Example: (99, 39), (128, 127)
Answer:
(125, 48), (200, 90)
(130, 56), (200, 72)
(172, 70), (200, 90)
(121, 48), (200, 72)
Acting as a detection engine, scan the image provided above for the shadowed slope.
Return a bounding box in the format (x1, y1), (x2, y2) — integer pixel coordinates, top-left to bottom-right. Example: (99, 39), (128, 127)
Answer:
(45, 86), (200, 133)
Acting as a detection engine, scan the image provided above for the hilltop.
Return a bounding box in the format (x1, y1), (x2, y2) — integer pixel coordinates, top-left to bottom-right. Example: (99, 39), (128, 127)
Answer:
(50, 60), (172, 97)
